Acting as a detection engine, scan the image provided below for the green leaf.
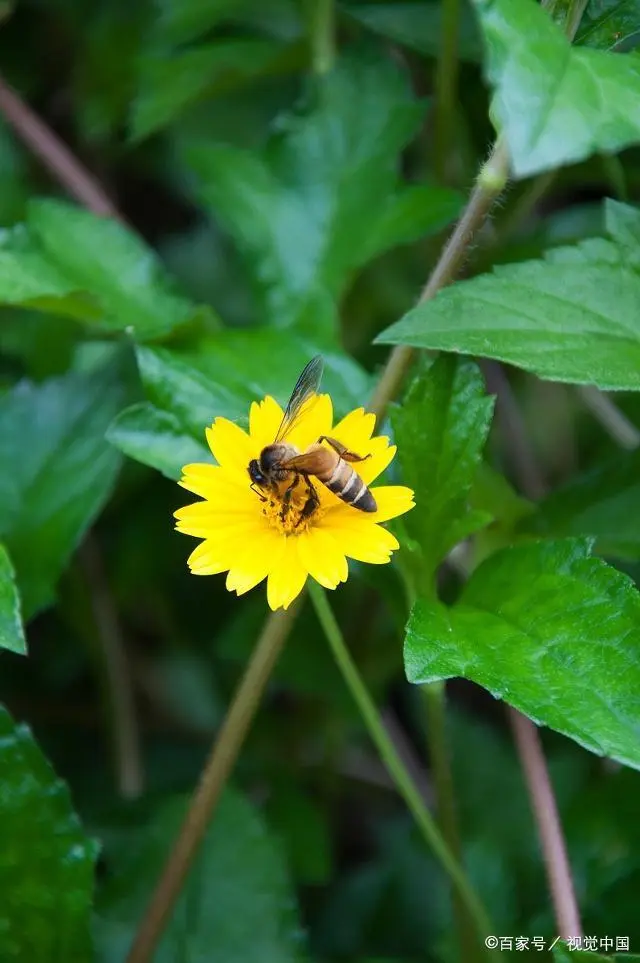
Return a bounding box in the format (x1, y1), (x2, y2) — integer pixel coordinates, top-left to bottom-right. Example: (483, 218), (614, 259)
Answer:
(110, 331), (372, 475)
(0, 544), (26, 655)
(576, 0), (640, 51)
(473, 0), (640, 177)
(267, 785), (333, 885)
(153, 0), (301, 45)
(358, 185), (463, 266)
(107, 402), (209, 480)
(378, 199), (640, 390)
(344, 2), (482, 61)
(73, 2), (147, 141)
(0, 233), (85, 308)
(27, 199), (206, 340)
(391, 357), (494, 587)
(95, 789), (306, 962)
(405, 538), (640, 770)
(131, 38), (302, 140)
(187, 53), (455, 327)
(0, 363), (125, 617)
(0, 705), (96, 961)
(524, 449), (640, 559)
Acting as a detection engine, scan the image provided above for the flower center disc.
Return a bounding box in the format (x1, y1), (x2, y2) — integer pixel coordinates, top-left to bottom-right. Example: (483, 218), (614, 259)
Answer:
(260, 486), (322, 536)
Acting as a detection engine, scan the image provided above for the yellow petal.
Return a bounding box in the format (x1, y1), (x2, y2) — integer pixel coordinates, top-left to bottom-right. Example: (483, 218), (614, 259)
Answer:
(332, 407), (376, 453)
(205, 418), (256, 475)
(226, 528), (282, 595)
(358, 438), (396, 485)
(175, 502), (258, 538)
(333, 519), (399, 563)
(285, 393), (333, 451)
(249, 396), (284, 449)
(267, 537), (308, 610)
(186, 539), (232, 575)
(297, 527), (348, 590)
(370, 485), (415, 522)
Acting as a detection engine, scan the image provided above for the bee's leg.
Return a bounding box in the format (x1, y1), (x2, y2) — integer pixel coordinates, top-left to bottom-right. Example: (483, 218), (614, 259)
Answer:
(280, 472), (300, 521)
(295, 478), (319, 527)
(250, 483), (267, 502)
(318, 435), (371, 463)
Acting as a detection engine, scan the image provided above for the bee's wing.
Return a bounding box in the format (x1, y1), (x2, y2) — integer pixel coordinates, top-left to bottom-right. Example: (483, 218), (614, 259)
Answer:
(281, 448), (333, 473)
(274, 355), (324, 442)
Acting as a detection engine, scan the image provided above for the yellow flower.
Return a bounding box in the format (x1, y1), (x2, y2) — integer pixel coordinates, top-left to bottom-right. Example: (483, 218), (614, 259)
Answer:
(174, 391), (415, 610)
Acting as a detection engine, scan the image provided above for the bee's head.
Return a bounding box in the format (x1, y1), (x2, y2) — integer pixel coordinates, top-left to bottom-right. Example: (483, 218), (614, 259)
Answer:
(248, 458), (266, 486)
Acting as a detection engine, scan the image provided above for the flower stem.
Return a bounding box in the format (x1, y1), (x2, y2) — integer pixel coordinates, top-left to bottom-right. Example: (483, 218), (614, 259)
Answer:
(370, 139), (510, 420)
(308, 0), (335, 75)
(308, 582), (498, 960)
(125, 602), (300, 963)
(423, 682), (481, 963)
(433, 0), (462, 184)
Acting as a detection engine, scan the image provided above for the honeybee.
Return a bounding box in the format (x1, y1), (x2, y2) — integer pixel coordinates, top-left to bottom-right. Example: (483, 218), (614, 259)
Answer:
(248, 356), (377, 524)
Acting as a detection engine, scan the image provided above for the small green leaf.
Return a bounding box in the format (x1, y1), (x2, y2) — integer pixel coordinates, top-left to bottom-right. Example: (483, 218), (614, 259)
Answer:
(345, 2), (482, 61)
(378, 200), (640, 390)
(188, 53), (453, 327)
(107, 402), (209, 480)
(576, 0), (640, 51)
(405, 538), (640, 769)
(391, 357), (495, 587)
(0, 363), (125, 617)
(111, 332), (372, 475)
(524, 449), (640, 559)
(131, 38), (301, 140)
(28, 199), (204, 340)
(0, 705), (96, 961)
(95, 789), (306, 962)
(0, 544), (26, 655)
(473, 0), (640, 177)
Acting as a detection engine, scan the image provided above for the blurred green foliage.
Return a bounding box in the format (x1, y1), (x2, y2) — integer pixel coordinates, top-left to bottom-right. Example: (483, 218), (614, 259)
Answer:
(1, 0), (640, 960)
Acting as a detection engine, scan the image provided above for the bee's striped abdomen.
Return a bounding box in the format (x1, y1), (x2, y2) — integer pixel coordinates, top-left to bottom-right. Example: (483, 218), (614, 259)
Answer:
(321, 458), (377, 512)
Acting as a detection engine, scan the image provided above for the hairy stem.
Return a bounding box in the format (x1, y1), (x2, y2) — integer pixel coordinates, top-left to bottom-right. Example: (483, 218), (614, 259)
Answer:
(126, 603), (300, 963)
(433, 0), (462, 184)
(309, 582), (498, 960)
(370, 140), (510, 420)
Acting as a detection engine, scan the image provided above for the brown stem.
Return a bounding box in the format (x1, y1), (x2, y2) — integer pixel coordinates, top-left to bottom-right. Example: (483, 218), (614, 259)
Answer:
(125, 603), (300, 963)
(509, 710), (582, 938)
(0, 75), (121, 219)
(80, 538), (143, 799)
(370, 140), (510, 420)
(576, 386), (640, 451)
(483, 365), (582, 939)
